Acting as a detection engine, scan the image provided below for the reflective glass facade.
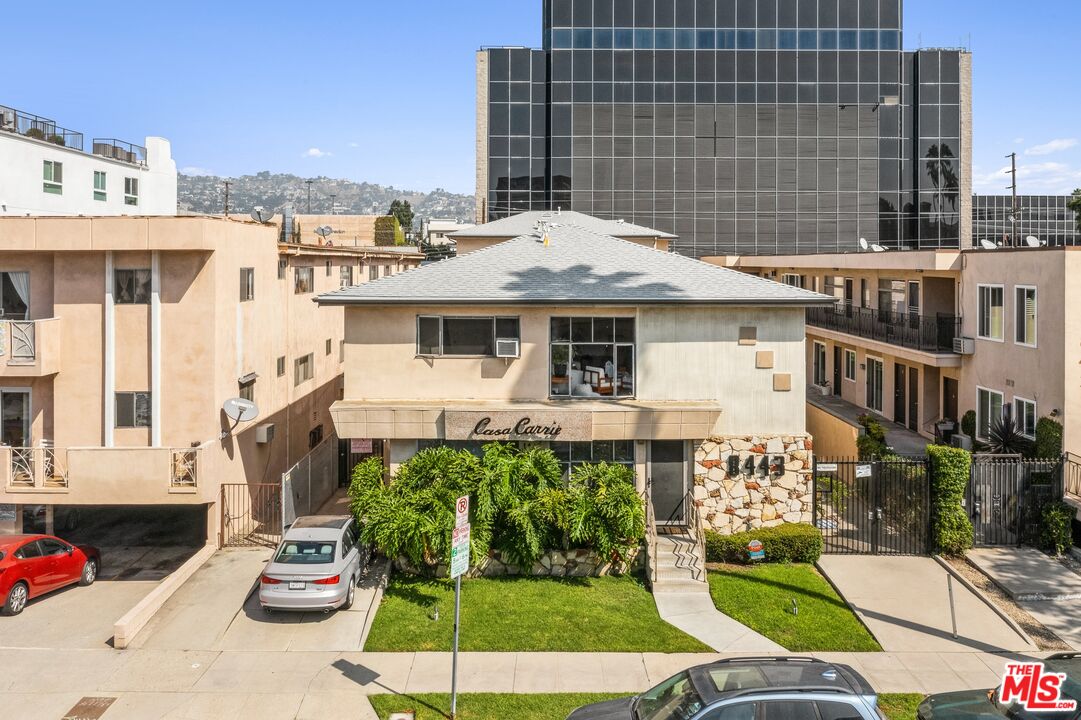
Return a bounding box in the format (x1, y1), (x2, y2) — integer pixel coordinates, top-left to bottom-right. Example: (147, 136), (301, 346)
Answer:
(972, 195), (1080, 248)
(482, 0), (970, 257)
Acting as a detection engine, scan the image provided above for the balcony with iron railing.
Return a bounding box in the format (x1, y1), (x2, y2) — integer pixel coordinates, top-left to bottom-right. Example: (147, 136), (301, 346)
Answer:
(807, 303), (961, 354)
(92, 138), (147, 166)
(0, 105), (84, 151)
(1, 445), (204, 504)
(0, 318), (60, 376)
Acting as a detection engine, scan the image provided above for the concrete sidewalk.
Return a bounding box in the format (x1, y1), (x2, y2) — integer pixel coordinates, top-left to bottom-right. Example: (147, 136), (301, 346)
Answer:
(818, 555), (1036, 652)
(653, 591), (785, 652)
(0, 647), (1034, 719)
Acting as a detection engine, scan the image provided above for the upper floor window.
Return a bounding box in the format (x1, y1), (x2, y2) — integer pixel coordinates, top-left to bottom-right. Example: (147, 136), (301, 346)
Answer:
(416, 315), (519, 357)
(325, 260), (332, 276)
(294, 353), (314, 385)
(781, 273), (804, 288)
(844, 349), (857, 382)
(124, 177), (139, 206)
(369, 264), (382, 281)
(116, 391), (151, 428)
(277, 258), (288, 280)
(977, 285), (1004, 341)
(550, 316), (634, 398)
(294, 266), (314, 294)
(93, 171), (107, 201)
(239, 375), (256, 402)
(0, 271), (30, 319)
(115, 268), (151, 304)
(340, 265), (354, 288)
(1014, 286), (1036, 347)
(240, 267), (255, 301)
(43, 160), (62, 194)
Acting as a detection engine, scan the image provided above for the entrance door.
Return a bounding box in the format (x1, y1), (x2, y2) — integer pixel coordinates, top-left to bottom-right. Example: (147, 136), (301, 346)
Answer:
(650, 441), (687, 526)
(1, 390), (30, 446)
(894, 364), (906, 425)
(908, 368), (919, 432)
(833, 347), (842, 395)
(943, 378), (959, 422)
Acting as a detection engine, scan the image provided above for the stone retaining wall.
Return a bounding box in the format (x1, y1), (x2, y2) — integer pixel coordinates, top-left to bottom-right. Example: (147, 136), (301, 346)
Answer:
(395, 546), (643, 578)
(694, 434), (814, 535)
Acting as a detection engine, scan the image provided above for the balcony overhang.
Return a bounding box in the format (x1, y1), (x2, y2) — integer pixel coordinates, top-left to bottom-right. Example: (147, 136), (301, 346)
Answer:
(807, 325), (962, 367)
(708, 250), (963, 273)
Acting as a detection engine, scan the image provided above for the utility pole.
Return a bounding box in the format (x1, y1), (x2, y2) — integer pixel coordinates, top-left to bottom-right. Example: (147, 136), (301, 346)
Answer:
(329, 194), (337, 215)
(305, 179), (313, 213)
(1005, 152), (1018, 246)
(223, 180), (232, 217)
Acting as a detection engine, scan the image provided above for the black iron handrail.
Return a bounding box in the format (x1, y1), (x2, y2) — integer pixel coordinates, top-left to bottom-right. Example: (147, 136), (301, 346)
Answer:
(0, 104), (83, 151)
(92, 138), (147, 166)
(807, 303), (960, 353)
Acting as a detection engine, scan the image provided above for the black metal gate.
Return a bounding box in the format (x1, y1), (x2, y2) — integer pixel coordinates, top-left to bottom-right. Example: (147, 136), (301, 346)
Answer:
(221, 483), (282, 548)
(813, 457), (930, 555)
(967, 455), (1063, 546)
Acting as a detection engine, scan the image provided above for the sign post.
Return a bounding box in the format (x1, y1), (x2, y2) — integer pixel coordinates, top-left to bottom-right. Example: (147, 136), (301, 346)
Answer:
(450, 495), (470, 719)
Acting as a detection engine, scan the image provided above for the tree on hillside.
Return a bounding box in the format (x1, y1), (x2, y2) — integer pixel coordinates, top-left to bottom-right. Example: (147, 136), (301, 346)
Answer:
(388, 200), (415, 233)
(1068, 189), (1081, 232)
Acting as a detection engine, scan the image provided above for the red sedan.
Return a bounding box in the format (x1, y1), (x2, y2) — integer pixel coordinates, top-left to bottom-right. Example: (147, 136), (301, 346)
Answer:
(0, 534), (101, 616)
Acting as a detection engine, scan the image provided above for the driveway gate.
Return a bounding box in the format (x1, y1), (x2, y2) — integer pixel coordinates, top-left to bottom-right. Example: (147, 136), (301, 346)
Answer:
(220, 483), (282, 548)
(813, 457), (930, 555)
(967, 455), (1063, 546)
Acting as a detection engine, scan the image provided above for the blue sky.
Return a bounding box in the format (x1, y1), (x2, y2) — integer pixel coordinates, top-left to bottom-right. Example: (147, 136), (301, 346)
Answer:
(2, 0), (1077, 196)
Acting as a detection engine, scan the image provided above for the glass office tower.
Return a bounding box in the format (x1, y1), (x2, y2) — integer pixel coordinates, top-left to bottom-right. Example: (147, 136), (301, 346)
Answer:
(478, 0), (971, 258)
(973, 195), (1080, 248)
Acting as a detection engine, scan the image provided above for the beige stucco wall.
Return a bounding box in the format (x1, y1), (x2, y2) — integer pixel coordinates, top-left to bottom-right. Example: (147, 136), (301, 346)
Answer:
(806, 404), (859, 458)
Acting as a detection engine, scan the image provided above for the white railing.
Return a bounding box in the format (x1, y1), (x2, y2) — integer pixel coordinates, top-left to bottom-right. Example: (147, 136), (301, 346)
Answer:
(5, 446), (67, 488)
(3, 446), (195, 493)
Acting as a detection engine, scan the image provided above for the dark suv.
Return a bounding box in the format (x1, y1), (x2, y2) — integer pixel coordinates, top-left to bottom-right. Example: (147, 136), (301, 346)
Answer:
(567, 657), (881, 720)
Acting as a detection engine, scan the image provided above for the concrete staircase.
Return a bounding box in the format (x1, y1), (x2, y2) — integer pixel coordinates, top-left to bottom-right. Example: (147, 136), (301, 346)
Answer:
(652, 530), (707, 593)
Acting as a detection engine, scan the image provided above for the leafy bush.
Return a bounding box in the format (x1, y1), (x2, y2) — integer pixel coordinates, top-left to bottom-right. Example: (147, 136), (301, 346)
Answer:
(23, 127), (45, 140)
(961, 410), (976, 441)
(927, 445), (973, 555)
(1039, 502), (1075, 555)
(1035, 417), (1063, 458)
(704, 524), (823, 565)
(374, 215), (402, 246)
(349, 443), (644, 573)
(856, 413), (888, 459)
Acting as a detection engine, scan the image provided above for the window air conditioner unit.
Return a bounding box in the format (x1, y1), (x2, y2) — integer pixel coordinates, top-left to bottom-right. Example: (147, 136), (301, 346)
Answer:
(495, 337), (520, 358)
(256, 423), (276, 444)
(952, 337), (975, 355)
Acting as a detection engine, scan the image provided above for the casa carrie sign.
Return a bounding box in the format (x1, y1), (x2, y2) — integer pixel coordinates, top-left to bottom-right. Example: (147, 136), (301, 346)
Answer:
(445, 410), (592, 441)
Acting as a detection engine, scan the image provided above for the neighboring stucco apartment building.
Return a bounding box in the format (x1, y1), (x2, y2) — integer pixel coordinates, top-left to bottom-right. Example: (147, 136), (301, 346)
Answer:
(319, 213), (832, 536)
(0, 215), (422, 541)
(1, 103), (177, 217)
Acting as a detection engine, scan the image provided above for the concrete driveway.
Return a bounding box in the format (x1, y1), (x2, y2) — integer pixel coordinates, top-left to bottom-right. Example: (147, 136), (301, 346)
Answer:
(817, 555), (1037, 652)
(133, 547), (382, 652)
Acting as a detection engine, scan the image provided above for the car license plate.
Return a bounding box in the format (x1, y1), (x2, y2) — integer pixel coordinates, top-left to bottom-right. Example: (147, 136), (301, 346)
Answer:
(288, 581), (305, 590)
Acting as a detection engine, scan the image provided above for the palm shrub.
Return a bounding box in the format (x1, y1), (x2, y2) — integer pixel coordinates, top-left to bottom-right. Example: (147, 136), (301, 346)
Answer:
(566, 462), (645, 563)
(987, 415), (1031, 455)
(927, 444), (974, 555)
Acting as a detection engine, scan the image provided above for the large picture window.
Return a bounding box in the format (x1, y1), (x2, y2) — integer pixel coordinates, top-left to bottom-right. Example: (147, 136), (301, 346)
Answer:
(978, 285), (1004, 340)
(550, 316), (635, 398)
(416, 315), (520, 357)
(977, 387), (1004, 441)
(1014, 286), (1036, 347)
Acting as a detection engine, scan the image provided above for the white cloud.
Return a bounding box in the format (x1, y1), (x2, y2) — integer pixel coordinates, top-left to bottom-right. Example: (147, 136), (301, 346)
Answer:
(347, 142), (360, 148)
(1013, 137), (1025, 145)
(179, 166), (211, 175)
(1024, 138), (1078, 156)
(972, 160), (1081, 195)
(302, 147), (332, 158)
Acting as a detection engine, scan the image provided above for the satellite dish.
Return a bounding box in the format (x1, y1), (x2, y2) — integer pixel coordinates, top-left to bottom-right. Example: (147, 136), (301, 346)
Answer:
(223, 397), (259, 423)
(250, 206), (275, 224)
(870, 244), (888, 252)
(980, 239), (998, 250)
(315, 226), (332, 238)
(858, 237), (869, 251)
(1025, 235), (1041, 247)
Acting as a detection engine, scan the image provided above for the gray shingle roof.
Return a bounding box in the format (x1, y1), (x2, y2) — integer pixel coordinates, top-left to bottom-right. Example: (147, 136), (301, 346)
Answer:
(447, 210), (678, 239)
(317, 224), (833, 307)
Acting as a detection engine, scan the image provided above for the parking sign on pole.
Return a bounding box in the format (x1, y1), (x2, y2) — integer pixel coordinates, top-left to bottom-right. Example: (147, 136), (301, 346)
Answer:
(450, 495), (469, 719)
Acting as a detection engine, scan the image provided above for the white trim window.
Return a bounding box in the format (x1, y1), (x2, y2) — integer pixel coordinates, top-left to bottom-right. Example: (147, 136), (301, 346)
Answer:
(93, 171), (107, 201)
(844, 349), (857, 382)
(976, 387), (1004, 441)
(812, 341), (827, 387)
(124, 177), (139, 206)
(43, 160), (63, 194)
(781, 273), (803, 288)
(294, 266), (314, 294)
(866, 357), (884, 412)
(240, 267), (254, 302)
(1014, 286), (1037, 347)
(417, 315), (520, 357)
(977, 285), (1004, 341)
(1014, 397), (1036, 439)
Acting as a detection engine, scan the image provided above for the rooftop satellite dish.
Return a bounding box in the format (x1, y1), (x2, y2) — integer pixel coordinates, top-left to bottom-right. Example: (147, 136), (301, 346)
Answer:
(870, 243), (888, 252)
(250, 206), (275, 224)
(315, 226), (333, 238)
(223, 397), (259, 423)
(858, 237), (869, 251)
(1025, 235), (1041, 247)
(980, 239), (998, 250)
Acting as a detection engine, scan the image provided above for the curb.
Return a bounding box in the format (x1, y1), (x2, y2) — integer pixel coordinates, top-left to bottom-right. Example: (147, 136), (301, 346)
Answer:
(359, 557), (391, 650)
(932, 554), (1035, 647)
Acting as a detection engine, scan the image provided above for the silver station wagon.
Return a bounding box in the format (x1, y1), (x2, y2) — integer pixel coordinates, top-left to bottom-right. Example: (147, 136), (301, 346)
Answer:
(259, 515), (367, 613)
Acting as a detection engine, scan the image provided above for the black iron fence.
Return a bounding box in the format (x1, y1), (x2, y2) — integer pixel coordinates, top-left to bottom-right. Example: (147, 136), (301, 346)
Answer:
(807, 303), (960, 353)
(1066, 453), (1081, 500)
(92, 138), (147, 166)
(967, 455), (1064, 547)
(220, 483), (282, 548)
(0, 105), (84, 151)
(813, 456), (930, 555)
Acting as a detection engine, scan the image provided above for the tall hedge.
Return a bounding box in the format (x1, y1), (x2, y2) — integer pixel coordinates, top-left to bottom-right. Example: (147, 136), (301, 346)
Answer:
(1035, 417), (1063, 459)
(927, 444), (973, 555)
(704, 524), (823, 564)
(373, 215), (401, 246)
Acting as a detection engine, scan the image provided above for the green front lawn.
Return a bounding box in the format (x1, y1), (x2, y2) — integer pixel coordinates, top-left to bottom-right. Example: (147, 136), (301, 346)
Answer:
(365, 574), (711, 652)
(369, 693), (924, 720)
(706, 563), (881, 652)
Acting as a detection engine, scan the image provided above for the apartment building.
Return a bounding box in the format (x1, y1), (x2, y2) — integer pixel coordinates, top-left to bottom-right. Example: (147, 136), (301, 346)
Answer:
(973, 195), (1080, 248)
(0, 103), (177, 217)
(714, 245), (1081, 458)
(318, 214), (832, 535)
(0, 215), (422, 541)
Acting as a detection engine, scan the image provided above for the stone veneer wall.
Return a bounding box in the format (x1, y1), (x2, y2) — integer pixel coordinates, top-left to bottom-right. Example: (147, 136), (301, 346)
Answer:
(395, 546), (643, 578)
(694, 434), (814, 535)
